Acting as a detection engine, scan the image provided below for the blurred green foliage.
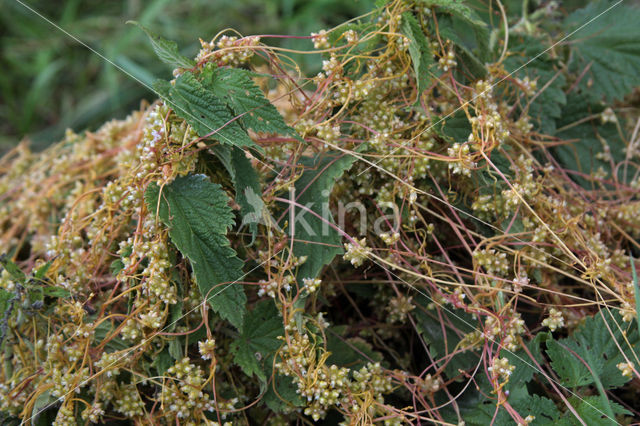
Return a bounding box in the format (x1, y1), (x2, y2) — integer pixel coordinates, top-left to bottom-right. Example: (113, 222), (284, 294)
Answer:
(0, 0), (374, 151)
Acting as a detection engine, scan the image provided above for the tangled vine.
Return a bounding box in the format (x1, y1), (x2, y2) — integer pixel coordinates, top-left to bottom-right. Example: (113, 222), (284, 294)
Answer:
(1, 0), (640, 424)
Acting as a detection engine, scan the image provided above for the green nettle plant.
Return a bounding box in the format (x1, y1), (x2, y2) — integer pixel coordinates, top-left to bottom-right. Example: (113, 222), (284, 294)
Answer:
(2, 0), (640, 424)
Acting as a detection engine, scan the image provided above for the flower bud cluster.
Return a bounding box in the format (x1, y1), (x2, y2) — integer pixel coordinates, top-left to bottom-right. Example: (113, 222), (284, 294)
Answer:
(113, 384), (145, 418)
(386, 294), (414, 323)
(438, 49), (457, 71)
(198, 338), (216, 360)
(161, 357), (215, 420)
(344, 237), (372, 267)
(53, 404), (76, 426)
(81, 402), (105, 424)
(473, 248), (510, 277)
(311, 29), (330, 49)
(617, 361), (634, 378)
(95, 351), (123, 378)
(488, 357), (514, 383)
(482, 311), (525, 352)
(541, 308), (565, 332)
(197, 35), (261, 66)
(302, 277), (322, 294)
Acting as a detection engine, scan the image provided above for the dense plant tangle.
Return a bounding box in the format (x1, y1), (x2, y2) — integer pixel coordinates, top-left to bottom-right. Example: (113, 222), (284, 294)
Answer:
(1, 0), (640, 424)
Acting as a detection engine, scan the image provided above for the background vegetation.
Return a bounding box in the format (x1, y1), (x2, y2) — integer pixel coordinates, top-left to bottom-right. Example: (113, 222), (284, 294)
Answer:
(0, 0), (375, 151)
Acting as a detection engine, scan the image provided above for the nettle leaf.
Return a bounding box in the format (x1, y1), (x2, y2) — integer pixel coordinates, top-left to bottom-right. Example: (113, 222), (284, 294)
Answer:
(565, 1), (640, 102)
(144, 174), (247, 329)
(230, 299), (283, 381)
(557, 396), (630, 426)
(92, 321), (129, 353)
(420, 0), (488, 32)
(503, 332), (549, 391)
(151, 349), (174, 376)
(425, 0), (490, 66)
(465, 386), (560, 426)
(413, 297), (480, 379)
(284, 152), (355, 280)
(326, 326), (383, 369)
(0, 256), (26, 284)
(504, 34), (566, 134)
(211, 145), (263, 243)
(0, 288), (15, 346)
(130, 21), (195, 69)
(401, 12), (434, 98)
(546, 311), (639, 389)
(263, 372), (304, 413)
(31, 389), (57, 426)
(553, 92), (629, 188)
(0, 289), (13, 318)
(204, 65), (299, 139)
(439, 110), (471, 142)
(153, 73), (257, 149)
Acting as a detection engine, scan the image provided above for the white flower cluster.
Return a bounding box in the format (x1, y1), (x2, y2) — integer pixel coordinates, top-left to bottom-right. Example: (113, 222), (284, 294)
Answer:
(196, 35), (261, 66)
(488, 357), (514, 383)
(302, 277), (322, 293)
(311, 29), (330, 49)
(438, 49), (457, 71)
(113, 384), (145, 418)
(343, 238), (372, 267)
(198, 338), (216, 360)
(386, 295), (414, 323)
(617, 361), (634, 378)
(380, 231), (400, 245)
(161, 357), (216, 419)
(541, 308), (565, 332)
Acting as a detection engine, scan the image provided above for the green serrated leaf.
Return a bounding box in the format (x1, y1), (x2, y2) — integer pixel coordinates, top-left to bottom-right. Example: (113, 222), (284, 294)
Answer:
(31, 389), (56, 426)
(0, 288), (15, 347)
(33, 261), (52, 281)
(41, 287), (70, 298)
(129, 21), (195, 69)
(503, 331), (549, 390)
(204, 66), (299, 139)
(557, 396), (630, 426)
(263, 372), (304, 413)
(420, 0), (488, 31)
(283, 152), (355, 280)
(425, 0), (490, 63)
(93, 321), (129, 353)
(166, 267), (183, 333)
(413, 297), (479, 379)
(553, 92), (628, 188)
(565, 1), (640, 102)
(464, 387), (560, 426)
(230, 299), (283, 381)
(144, 174), (247, 329)
(151, 348), (174, 376)
(110, 259), (124, 276)
(211, 145), (263, 243)
(504, 34), (566, 134)
(152, 72), (257, 149)
(439, 110), (471, 142)
(0, 256), (26, 284)
(168, 338), (183, 361)
(546, 311), (639, 389)
(0, 289), (13, 317)
(401, 12), (434, 99)
(326, 326), (383, 369)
